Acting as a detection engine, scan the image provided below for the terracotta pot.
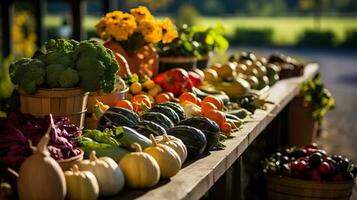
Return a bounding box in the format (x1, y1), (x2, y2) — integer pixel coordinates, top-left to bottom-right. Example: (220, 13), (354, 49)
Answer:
(104, 40), (159, 77)
(159, 56), (197, 73)
(288, 96), (318, 147)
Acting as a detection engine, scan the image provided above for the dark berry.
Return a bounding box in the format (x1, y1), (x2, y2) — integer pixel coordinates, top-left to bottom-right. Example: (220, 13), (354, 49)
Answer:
(304, 143), (318, 150)
(291, 148), (307, 159)
(309, 153), (323, 168)
(317, 162), (331, 175)
(281, 156), (290, 164)
(281, 163), (291, 177)
(318, 149), (328, 156)
(332, 155), (343, 163)
(338, 158), (350, 172)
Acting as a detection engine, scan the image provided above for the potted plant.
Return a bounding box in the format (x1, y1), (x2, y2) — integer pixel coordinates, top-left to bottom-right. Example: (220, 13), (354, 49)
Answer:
(9, 39), (120, 128)
(288, 74), (335, 146)
(156, 24), (200, 73)
(190, 24), (229, 69)
(96, 6), (178, 77)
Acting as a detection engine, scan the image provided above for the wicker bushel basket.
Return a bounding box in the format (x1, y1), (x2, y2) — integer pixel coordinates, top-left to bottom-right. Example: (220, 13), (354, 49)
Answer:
(18, 88), (89, 128)
(266, 175), (355, 200)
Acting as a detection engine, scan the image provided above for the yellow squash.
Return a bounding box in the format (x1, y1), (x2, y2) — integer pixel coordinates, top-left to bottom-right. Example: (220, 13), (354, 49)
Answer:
(119, 143), (160, 188)
(214, 78), (251, 98)
(144, 135), (182, 179)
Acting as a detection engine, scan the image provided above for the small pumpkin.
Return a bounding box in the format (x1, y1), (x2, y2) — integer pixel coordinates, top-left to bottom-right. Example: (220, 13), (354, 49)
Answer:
(156, 134), (187, 163)
(17, 126), (66, 200)
(144, 135), (182, 179)
(119, 143), (160, 188)
(78, 151), (125, 196)
(64, 165), (99, 200)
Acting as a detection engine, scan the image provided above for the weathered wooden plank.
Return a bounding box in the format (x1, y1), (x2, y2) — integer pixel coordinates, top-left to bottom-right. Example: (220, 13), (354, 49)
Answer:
(110, 64), (319, 200)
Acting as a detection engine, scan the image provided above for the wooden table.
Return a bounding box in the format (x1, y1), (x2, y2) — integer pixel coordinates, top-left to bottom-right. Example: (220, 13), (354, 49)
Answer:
(110, 64), (319, 200)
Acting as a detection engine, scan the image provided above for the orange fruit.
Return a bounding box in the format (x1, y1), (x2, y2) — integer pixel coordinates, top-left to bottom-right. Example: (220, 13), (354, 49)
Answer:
(130, 82), (142, 94)
(201, 102), (217, 115)
(220, 122), (232, 134)
(202, 96), (224, 110)
(115, 100), (133, 111)
(156, 93), (171, 104)
(179, 92), (198, 105)
(204, 109), (226, 126)
(131, 94), (152, 112)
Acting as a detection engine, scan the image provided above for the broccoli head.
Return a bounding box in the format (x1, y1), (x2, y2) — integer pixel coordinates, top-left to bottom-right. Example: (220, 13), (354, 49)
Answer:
(45, 39), (78, 53)
(46, 64), (67, 88)
(73, 40), (119, 93)
(43, 51), (75, 67)
(59, 67), (79, 88)
(9, 58), (46, 94)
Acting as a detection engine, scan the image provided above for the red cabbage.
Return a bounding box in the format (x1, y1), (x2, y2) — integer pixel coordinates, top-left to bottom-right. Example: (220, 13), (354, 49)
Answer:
(0, 112), (81, 172)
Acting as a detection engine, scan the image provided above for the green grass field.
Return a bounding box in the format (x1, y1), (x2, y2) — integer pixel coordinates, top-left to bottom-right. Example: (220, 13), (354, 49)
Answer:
(45, 15), (357, 46)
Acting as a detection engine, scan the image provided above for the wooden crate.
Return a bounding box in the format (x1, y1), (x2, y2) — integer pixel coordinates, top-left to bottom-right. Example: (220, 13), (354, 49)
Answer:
(266, 175), (355, 200)
(18, 88), (89, 128)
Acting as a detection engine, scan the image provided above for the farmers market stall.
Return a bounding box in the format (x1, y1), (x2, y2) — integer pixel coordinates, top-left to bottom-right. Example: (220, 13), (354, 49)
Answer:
(106, 63), (319, 200)
(1, 5), (355, 200)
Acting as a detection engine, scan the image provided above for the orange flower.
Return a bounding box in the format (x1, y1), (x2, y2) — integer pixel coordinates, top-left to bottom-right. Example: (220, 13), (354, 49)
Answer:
(160, 18), (178, 43)
(130, 6), (153, 22)
(139, 20), (162, 43)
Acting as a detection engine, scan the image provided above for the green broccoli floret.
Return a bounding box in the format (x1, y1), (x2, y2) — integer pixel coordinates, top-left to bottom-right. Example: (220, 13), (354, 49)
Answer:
(46, 64), (67, 88)
(73, 40), (119, 93)
(43, 51), (75, 67)
(9, 58), (46, 94)
(59, 67), (79, 88)
(45, 39), (78, 53)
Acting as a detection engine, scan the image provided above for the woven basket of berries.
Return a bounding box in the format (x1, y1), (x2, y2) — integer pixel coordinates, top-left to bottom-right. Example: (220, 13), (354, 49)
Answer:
(262, 143), (357, 200)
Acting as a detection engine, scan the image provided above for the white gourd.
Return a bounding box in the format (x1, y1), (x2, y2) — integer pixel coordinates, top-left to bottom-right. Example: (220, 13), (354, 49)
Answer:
(64, 165), (99, 200)
(17, 126), (66, 200)
(78, 151), (124, 196)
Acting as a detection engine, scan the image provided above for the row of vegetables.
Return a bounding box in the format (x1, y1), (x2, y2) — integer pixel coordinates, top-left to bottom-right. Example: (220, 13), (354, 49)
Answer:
(0, 37), (308, 200)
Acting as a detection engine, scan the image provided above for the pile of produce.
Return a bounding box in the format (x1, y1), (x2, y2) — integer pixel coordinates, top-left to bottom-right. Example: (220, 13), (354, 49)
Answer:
(262, 143), (357, 182)
(268, 53), (305, 79)
(0, 112), (81, 171)
(9, 39), (119, 94)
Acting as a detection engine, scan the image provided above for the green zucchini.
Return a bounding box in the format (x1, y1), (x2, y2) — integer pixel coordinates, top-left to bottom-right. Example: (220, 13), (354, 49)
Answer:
(113, 126), (152, 150)
(159, 102), (186, 121)
(150, 105), (180, 124)
(141, 112), (174, 131)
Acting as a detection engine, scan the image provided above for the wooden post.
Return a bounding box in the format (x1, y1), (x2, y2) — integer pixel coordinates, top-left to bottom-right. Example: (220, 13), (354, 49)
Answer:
(33, 0), (46, 47)
(1, 0), (14, 58)
(70, 0), (86, 40)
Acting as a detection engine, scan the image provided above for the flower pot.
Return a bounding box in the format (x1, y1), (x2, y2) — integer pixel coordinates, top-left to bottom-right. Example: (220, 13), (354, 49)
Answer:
(266, 175), (355, 200)
(18, 88), (89, 129)
(159, 57), (197, 73)
(104, 41), (159, 77)
(196, 52), (213, 70)
(288, 96), (317, 147)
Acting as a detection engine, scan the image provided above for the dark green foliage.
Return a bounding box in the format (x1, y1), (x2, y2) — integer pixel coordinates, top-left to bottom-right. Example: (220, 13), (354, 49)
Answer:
(230, 28), (274, 46)
(297, 29), (336, 48)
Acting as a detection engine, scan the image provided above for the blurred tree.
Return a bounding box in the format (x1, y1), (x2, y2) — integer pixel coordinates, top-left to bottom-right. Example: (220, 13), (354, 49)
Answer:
(175, 4), (200, 27)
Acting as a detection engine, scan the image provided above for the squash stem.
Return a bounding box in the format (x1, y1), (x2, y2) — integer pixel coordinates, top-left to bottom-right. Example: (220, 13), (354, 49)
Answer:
(131, 143), (142, 152)
(163, 134), (170, 142)
(149, 134), (157, 146)
(89, 151), (98, 162)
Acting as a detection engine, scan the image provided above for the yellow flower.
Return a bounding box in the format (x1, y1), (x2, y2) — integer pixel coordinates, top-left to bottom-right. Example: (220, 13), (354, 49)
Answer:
(139, 20), (162, 43)
(160, 18), (178, 43)
(130, 6), (153, 22)
(97, 11), (137, 41)
(95, 17), (108, 38)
